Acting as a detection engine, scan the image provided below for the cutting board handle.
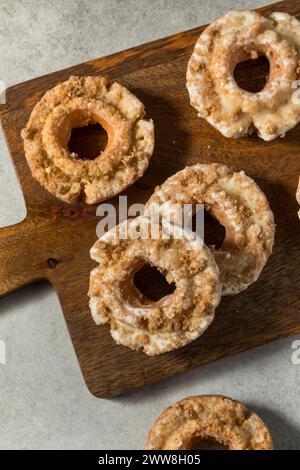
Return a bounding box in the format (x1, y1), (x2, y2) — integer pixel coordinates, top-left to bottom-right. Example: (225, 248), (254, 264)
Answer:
(0, 217), (47, 297)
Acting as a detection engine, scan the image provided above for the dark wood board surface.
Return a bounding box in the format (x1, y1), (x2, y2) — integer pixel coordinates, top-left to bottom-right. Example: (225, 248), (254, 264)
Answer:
(0, 0), (299, 397)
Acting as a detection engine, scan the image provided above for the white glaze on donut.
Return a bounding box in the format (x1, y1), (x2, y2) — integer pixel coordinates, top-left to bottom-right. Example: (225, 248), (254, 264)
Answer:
(21, 76), (154, 204)
(187, 10), (300, 140)
(88, 216), (221, 355)
(145, 164), (275, 295)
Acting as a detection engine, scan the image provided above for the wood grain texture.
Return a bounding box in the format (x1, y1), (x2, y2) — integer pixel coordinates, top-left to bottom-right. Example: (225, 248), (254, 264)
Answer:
(0, 0), (300, 397)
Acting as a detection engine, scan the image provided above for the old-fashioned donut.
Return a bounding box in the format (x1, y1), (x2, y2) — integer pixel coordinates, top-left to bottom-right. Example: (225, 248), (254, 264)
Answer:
(145, 395), (273, 450)
(88, 216), (221, 356)
(145, 164), (275, 295)
(21, 75), (154, 204)
(187, 10), (300, 140)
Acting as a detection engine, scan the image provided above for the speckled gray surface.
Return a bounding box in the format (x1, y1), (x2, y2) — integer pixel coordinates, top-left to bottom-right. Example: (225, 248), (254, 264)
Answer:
(0, 0), (299, 450)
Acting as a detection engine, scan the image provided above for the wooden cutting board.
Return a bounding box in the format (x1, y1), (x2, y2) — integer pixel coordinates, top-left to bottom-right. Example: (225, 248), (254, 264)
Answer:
(0, 0), (299, 398)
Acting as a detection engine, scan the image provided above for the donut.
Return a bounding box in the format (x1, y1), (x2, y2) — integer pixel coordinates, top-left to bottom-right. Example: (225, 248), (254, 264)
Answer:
(186, 10), (300, 141)
(88, 216), (221, 356)
(145, 164), (275, 295)
(21, 75), (154, 204)
(145, 395), (273, 450)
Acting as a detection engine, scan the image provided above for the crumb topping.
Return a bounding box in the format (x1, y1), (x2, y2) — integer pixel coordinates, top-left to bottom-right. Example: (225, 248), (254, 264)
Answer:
(187, 10), (300, 141)
(145, 395), (273, 450)
(88, 216), (221, 355)
(21, 75), (154, 204)
(145, 163), (275, 295)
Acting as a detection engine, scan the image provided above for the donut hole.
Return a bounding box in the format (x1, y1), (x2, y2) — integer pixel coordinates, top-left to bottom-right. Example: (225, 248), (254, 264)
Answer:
(234, 54), (270, 93)
(133, 264), (176, 302)
(192, 210), (225, 249)
(190, 437), (228, 450)
(68, 123), (108, 160)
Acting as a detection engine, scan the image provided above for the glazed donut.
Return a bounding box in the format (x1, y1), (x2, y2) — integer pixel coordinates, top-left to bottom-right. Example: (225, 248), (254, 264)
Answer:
(21, 75), (154, 204)
(88, 216), (221, 356)
(145, 164), (275, 295)
(187, 10), (300, 141)
(145, 395), (273, 450)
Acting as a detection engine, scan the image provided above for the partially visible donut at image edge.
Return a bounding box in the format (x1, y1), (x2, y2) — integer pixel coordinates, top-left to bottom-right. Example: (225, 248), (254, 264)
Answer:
(145, 395), (273, 450)
(186, 10), (300, 140)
